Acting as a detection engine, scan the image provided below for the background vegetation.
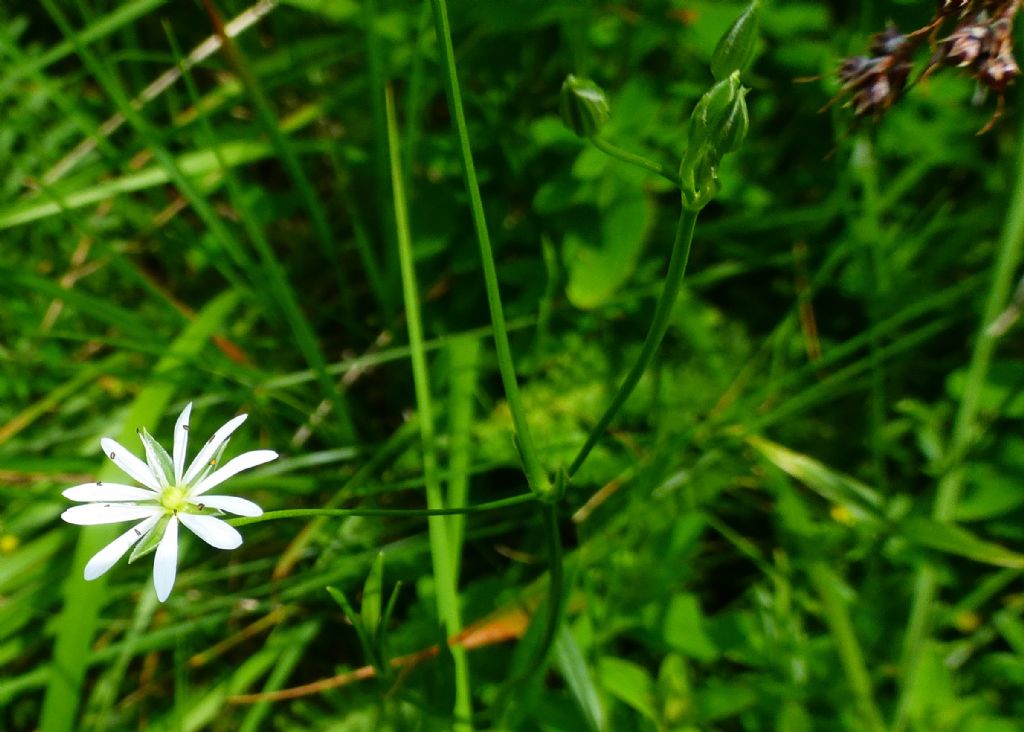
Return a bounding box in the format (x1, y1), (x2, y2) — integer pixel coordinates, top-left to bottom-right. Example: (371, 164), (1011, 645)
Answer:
(2, 1), (1024, 730)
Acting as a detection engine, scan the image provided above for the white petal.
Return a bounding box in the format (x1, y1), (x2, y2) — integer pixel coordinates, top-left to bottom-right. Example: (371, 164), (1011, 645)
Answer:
(173, 402), (192, 485)
(83, 515), (160, 580)
(190, 450), (278, 498)
(193, 494), (263, 517)
(182, 414), (248, 485)
(63, 482), (159, 502)
(153, 516), (179, 602)
(178, 512), (243, 550)
(61, 504), (161, 525)
(100, 437), (161, 491)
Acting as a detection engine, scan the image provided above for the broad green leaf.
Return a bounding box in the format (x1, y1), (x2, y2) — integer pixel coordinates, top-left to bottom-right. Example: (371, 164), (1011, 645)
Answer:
(663, 593), (719, 662)
(694, 679), (758, 723)
(776, 700), (813, 732)
(565, 191), (653, 309)
(597, 656), (657, 722)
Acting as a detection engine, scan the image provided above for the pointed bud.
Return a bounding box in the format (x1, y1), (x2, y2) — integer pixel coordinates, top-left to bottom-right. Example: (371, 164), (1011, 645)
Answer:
(559, 75), (610, 138)
(711, 0), (761, 81)
(687, 71), (743, 151)
(680, 72), (749, 211)
(716, 87), (749, 154)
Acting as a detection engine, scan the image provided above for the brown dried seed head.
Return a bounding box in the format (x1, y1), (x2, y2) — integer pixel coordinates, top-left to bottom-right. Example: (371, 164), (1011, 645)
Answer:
(981, 51), (1021, 91)
(938, 0), (971, 17)
(854, 76), (892, 115)
(944, 25), (991, 67)
(869, 25), (909, 57)
(838, 56), (876, 87)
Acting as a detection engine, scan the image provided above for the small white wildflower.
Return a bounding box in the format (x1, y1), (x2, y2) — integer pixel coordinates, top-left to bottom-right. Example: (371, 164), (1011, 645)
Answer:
(61, 402), (277, 602)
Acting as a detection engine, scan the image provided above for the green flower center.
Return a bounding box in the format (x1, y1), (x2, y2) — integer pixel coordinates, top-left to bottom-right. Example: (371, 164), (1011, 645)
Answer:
(160, 486), (188, 513)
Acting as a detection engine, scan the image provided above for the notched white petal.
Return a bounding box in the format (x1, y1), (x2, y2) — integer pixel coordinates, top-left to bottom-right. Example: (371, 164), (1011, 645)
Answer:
(178, 512), (243, 550)
(61, 504), (161, 525)
(173, 402), (192, 485)
(194, 494), (263, 517)
(63, 482), (158, 502)
(83, 515), (160, 580)
(190, 450), (278, 497)
(100, 437), (161, 491)
(182, 413), (248, 485)
(153, 516), (179, 602)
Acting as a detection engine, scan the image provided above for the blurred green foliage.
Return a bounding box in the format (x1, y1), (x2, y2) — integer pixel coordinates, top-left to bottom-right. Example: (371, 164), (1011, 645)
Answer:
(2, 0), (1024, 730)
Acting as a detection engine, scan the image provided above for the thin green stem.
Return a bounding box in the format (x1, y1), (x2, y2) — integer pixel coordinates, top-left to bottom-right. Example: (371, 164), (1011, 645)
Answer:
(532, 502), (565, 665)
(808, 562), (887, 732)
(893, 111), (1024, 732)
(363, 0), (397, 298)
(591, 135), (682, 188)
(227, 492), (536, 527)
(429, 0), (549, 497)
(386, 86), (473, 730)
(568, 207), (699, 479)
(852, 136), (889, 494)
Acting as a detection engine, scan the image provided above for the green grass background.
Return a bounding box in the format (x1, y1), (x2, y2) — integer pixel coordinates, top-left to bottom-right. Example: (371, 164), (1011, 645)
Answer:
(2, 1), (1024, 730)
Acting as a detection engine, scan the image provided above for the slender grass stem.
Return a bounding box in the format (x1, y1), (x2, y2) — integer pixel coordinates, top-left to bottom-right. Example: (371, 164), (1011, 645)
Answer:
(807, 562), (886, 732)
(590, 136), (682, 188)
(228, 493), (537, 528)
(893, 111), (1024, 732)
(532, 502), (565, 665)
(568, 208), (699, 479)
(852, 136), (889, 494)
(428, 0), (549, 498)
(386, 86), (473, 730)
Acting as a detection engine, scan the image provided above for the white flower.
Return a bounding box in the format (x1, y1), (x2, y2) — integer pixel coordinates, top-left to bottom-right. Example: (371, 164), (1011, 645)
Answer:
(61, 402), (277, 602)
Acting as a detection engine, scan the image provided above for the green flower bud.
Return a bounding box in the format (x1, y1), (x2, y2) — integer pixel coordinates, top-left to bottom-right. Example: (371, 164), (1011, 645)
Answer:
(687, 72), (742, 151)
(716, 86), (749, 155)
(559, 75), (610, 138)
(711, 0), (761, 81)
(679, 72), (749, 211)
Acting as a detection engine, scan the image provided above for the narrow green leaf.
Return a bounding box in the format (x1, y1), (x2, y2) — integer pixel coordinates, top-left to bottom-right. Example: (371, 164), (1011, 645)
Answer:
(555, 628), (606, 732)
(326, 586), (376, 669)
(748, 435), (884, 519)
(362, 552), (384, 639)
(0, 141), (276, 230)
(899, 516), (1024, 569)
